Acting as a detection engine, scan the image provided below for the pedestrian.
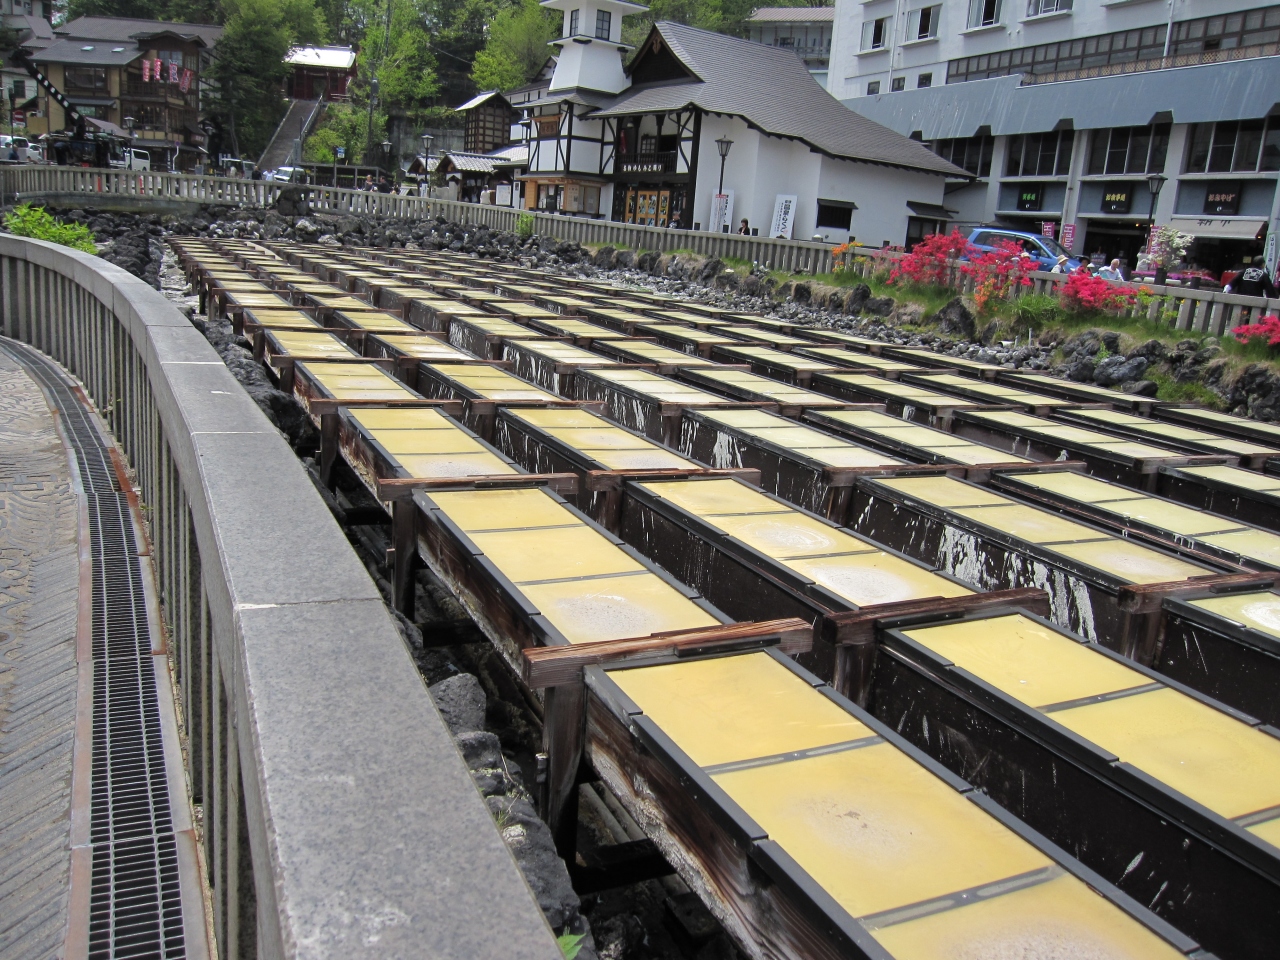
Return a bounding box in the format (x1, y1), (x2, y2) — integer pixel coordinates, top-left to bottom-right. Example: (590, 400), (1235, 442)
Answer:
(1097, 259), (1123, 280)
(363, 174), (375, 191)
(250, 166), (262, 181)
(738, 218), (750, 235)
(1226, 256), (1277, 297)
(1050, 255), (1070, 274)
(377, 175), (392, 194)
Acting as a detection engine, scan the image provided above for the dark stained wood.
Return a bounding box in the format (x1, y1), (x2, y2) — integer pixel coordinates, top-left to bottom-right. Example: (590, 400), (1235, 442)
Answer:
(522, 619), (813, 688)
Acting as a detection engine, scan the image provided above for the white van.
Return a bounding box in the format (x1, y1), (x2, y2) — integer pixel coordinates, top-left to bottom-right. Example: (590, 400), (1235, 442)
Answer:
(0, 135), (34, 161)
(109, 148), (151, 171)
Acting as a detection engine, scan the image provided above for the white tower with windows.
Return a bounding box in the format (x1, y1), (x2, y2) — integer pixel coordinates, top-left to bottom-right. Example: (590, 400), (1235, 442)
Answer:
(541, 0), (647, 93)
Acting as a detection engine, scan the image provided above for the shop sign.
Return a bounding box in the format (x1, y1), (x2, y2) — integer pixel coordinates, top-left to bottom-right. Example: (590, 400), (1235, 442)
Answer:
(1101, 185), (1132, 214)
(711, 191), (734, 232)
(1203, 181), (1242, 216)
(1040, 221), (1056, 238)
(1060, 223), (1076, 250)
(770, 194), (796, 238)
(1016, 185), (1043, 212)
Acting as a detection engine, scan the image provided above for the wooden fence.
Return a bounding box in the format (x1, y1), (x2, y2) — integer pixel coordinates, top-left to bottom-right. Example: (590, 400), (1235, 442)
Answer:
(0, 165), (836, 274)
(4, 164), (1276, 334)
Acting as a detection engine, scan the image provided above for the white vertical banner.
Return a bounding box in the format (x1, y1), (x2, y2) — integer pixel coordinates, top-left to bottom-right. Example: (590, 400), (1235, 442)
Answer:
(1266, 228), (1278, 275)
(770, 194), (797, 239)
(710, 191), (734, 232)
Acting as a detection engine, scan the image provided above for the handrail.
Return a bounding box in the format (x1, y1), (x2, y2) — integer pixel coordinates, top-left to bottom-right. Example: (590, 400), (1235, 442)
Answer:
(0, 235), (562, 960)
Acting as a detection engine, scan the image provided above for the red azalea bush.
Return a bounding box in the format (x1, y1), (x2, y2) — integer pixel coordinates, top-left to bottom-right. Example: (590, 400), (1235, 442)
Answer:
(889, 229), (971, 287)
(1059, 270), (1139, 314)
(960, 239), (1034, 315)
(1231, 315), (1280, 347)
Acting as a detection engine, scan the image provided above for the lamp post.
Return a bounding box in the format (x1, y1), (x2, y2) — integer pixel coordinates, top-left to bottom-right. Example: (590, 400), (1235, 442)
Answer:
(123, 115), (135, 168)
(8, 91), (15, 137)
(1146, 172), (1168, 283)
(715, 136), (733, 233)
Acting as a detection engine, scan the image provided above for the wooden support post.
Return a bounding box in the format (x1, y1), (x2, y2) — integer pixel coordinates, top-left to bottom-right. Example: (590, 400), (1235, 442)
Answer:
(391, 498), (416, 618)
(318, 412), (339, 488)
(541, 682), (586, 862)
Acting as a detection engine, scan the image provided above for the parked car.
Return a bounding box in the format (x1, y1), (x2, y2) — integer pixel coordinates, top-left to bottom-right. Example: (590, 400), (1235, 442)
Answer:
(966, 228), (1081, 272)
(269, 166), (305, 182)
(220, 158), (258, 178)
(0, 135), (35, 162)
(109, 148), (151, 171)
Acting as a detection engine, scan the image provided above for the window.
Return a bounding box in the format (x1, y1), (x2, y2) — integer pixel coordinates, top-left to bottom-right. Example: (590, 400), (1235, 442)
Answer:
(816, 201), (855, 230)
(568, 8), (579, 35)
(1184, 118), (1280, 173)
(861, 17), (889, 50)
(907, 5), (940, 40)
(1026, 0), (1071, 16)
(866, 80), (881, 94)
(1005, 130), (1072, 177)
(967, 0), (1001, 29)
(1171, 5), (1280, 56)
(917, 72), (933, 87)
(930, 135), (994, 176)
(891, 75), (905, 91)
(1086, 124), (1170, 175)
(595, 9), (611, 39)
(63, 66), (107, 92)
(947, 24), (1167, 82)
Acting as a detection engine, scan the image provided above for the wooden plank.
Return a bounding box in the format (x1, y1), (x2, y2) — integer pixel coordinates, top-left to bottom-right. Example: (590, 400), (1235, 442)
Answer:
(375, 472), (580, 501)
(522, 618), (813, 688)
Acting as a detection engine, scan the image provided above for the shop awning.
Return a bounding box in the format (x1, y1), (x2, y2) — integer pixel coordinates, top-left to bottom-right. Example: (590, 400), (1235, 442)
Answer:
(907, 201), (957, 219)
(1169, 217), (1267, 240)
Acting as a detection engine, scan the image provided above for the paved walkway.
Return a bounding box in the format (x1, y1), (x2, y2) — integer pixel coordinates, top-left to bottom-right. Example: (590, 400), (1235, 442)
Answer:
(0, 351), (81, 959)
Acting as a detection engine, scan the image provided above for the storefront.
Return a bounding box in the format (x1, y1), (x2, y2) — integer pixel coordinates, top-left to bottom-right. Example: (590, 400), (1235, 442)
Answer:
(611, 183), (689, 227)
(1171, 216), (1268, 277)
(522, 177), (605, 216)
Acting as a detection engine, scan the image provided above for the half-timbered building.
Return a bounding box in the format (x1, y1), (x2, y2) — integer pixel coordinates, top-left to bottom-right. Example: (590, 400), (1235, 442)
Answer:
(520, 4), (969, 244)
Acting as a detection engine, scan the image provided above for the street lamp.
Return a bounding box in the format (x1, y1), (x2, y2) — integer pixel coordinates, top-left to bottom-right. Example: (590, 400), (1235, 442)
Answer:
(715, 136), (733, 194)
(1146, 172), (1169, 282)
(715, 136), (734, 233)
(421, 132), (433, 157)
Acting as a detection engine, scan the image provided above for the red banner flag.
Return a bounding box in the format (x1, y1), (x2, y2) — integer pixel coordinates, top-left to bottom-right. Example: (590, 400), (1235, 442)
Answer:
(142, 58), (150, 81)
(154, 59), (162, 81)
(179, 68), (192, 93)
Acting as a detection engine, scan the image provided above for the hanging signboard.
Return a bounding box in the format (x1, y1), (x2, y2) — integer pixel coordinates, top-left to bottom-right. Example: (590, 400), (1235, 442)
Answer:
(1101, 184), (1132, 214)
(1266, 230), (1278, 275)
(770, 194), (797, 238)
(710, 191), (734, 233)
(1060, 223), (1076, 250)
(1016, 185), (1044, 212)
(1040, 221), (1056, 239)
(1203, 181), (1242, 216)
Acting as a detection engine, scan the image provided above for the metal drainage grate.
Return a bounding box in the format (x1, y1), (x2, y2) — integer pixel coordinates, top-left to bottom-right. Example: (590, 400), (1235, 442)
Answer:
(4, 342), (186, 960)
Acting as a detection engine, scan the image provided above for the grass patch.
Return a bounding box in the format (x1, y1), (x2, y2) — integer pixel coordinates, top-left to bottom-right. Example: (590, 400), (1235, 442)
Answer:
(1146, 369), (1224, 407)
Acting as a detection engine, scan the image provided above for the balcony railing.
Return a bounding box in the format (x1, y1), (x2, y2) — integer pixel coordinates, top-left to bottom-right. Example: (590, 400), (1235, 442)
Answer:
(1020, 41), (1280, 85)
(616, 150), (677, 174)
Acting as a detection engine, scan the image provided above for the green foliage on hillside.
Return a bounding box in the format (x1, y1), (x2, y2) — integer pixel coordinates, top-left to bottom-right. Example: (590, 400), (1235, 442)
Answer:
(4, 204), (98, 254)
(470, 0), (557, 91)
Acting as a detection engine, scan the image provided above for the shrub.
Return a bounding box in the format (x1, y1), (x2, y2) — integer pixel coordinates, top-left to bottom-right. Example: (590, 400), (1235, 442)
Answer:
(960, 238), (1033, 315)
(1012, 292), (1062, 329)
(1058, 270), (1137, 315)
(3, 204), (97, 254)
(889, 229), (970, 288)
(515, 212), (535, 239)
(1230, 315), (1280, 347)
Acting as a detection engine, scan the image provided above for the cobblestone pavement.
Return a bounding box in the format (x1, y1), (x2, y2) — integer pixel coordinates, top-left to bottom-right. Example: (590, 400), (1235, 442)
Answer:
(0, 349), (81, 960)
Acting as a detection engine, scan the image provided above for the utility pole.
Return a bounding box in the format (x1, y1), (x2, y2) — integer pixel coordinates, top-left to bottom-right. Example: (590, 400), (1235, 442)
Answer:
(365, 0), (394, 161)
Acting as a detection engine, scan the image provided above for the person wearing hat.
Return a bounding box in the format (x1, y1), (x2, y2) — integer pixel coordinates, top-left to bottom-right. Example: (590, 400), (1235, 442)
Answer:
(1050, 254), (1070, 274)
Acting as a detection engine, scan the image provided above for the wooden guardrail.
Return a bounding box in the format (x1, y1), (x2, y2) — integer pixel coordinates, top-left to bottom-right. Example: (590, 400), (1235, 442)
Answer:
(4, 164), (1276, 333)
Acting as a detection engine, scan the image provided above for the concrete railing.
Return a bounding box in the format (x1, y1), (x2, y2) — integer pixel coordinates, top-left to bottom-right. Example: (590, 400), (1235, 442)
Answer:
(0, 235), (562, 960)
(0, 165), (838, 273)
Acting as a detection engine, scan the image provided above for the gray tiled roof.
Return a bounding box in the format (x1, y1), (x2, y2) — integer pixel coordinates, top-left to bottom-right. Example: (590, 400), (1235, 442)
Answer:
(590, 22), (965, 177)
(33, 38), (145, 66)
(748, 7), (834, 21)
(56, 16), (223, 46)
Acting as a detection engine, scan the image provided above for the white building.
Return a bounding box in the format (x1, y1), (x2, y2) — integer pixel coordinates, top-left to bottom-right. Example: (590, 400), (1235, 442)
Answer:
(519, 0), (965, 245)
(827, 0), (1280, 274)
(745, 7), (834, 88)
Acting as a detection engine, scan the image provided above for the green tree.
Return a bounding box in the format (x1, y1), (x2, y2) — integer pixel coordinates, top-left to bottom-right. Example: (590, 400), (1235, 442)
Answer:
(208, 0), (327, 158)
(303, 102), (374, 161)
(470, 0), (556, 91)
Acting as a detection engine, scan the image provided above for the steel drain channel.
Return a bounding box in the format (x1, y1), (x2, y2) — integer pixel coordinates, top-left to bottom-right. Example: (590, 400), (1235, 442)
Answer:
(3, 341), (187, 960)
